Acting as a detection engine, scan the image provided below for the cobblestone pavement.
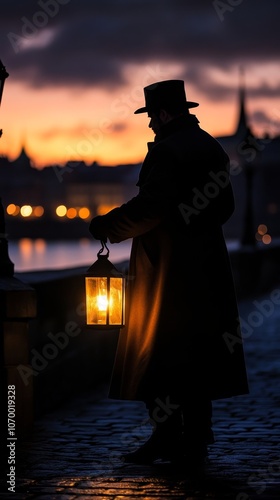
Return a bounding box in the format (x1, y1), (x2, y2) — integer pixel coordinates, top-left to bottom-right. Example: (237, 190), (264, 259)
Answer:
(1, 289), (280, 499)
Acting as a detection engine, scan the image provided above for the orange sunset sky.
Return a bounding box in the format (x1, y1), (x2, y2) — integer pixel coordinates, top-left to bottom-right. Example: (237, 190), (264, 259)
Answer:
(0, 1), (279, 168)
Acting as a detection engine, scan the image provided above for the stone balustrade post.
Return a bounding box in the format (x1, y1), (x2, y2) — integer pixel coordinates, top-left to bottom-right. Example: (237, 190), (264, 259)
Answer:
(0, 276), (37, 437)
(0, 197), (37, 438)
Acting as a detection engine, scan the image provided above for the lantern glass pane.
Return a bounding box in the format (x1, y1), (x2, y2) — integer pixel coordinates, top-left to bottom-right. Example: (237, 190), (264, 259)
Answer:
(85, 277), (108, 325)
(109, 277), (124, 325)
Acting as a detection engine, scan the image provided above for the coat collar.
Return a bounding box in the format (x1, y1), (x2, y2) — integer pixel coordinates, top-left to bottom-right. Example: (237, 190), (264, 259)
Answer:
(136, 113), (200, 187)
(154, 112), (200, 142)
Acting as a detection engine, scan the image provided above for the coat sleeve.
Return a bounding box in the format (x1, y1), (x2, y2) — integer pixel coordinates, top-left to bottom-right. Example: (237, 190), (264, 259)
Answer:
(89, 145), (177, 243)
(89, 140), (236, 243)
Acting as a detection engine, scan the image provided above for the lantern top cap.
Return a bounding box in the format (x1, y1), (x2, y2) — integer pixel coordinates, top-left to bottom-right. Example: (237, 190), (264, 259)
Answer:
(86, 254), (123, 278)
(86, 241), (124, 277)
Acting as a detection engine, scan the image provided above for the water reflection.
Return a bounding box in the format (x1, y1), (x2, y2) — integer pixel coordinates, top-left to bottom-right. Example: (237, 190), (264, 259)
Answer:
(10, 238), (132, 272)
(10, 238), (239, 273)
(17, 238), (47, 270)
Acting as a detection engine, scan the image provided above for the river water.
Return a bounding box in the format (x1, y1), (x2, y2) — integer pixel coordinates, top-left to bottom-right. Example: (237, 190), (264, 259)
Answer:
(9, 239), (133, 273)
(8, 238), (242, 273)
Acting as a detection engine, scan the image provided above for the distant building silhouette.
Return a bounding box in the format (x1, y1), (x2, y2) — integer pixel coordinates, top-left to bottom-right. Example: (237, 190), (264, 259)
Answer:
(216, 75), (280, 243)
(0, 77), (279, 241)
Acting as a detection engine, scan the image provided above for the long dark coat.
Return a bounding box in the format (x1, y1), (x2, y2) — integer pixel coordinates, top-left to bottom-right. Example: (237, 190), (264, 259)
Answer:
(89, 113), (249, 402)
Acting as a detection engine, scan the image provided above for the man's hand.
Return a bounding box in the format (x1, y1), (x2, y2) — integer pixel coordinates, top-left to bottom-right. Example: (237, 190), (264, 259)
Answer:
(89, 216), (108, 242)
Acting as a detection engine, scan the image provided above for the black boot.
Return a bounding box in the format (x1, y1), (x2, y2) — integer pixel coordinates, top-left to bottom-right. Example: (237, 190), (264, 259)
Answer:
(122, 398), (184, 464)
(181, 398), (214, 472)
(121, 431), (166, 464)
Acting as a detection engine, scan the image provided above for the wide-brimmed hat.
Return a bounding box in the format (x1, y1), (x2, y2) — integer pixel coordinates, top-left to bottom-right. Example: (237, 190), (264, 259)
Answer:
(134, 79), (199, 114)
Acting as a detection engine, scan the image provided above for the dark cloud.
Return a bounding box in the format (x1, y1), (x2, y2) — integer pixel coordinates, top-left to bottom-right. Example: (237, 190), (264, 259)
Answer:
(251, 109), (280, 128)
(180, 66), (280, 102)
(0, 0), (280, 96)
(251, 110), (272, 124)
(181, 66), (236, 101)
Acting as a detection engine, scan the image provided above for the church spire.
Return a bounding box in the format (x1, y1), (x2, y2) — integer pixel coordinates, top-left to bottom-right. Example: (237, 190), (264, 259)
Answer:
(235, 67), (250, 137)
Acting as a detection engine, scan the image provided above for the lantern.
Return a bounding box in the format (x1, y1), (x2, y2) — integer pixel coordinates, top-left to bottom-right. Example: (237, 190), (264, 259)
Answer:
(85, 241), (125, 329)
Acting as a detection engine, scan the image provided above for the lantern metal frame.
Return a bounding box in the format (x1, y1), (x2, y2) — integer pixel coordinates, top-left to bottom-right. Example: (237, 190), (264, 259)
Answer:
(85, 241), (125, 329)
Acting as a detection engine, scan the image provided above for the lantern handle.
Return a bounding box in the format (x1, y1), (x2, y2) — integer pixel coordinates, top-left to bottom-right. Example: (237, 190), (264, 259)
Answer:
(97, 240), (109, 258)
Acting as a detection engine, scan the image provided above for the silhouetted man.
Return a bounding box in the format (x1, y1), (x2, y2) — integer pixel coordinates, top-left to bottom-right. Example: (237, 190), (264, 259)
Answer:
(89, 80), (248, 471)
